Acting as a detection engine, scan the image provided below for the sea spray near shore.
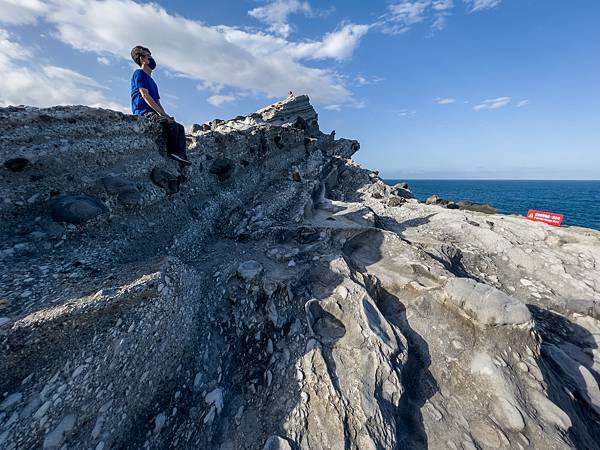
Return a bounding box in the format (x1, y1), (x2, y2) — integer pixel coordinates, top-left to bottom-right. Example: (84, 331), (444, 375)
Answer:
(385, 179), (600, 230)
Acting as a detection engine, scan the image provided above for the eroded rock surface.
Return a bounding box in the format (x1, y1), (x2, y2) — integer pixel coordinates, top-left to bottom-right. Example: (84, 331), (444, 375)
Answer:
(1, 96), (599, 449)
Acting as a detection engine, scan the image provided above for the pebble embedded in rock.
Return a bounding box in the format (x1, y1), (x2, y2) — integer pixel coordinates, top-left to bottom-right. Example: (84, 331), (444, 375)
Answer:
(209, 158), (234, 181)
(154, 413), (166, 433)
(71, 365), (85, 379)
(117, 189), (142, 206)
(387, 197), (405, 207)
(471, 423), (501, 448)
(237, 260), (263, 282)
(101, 175), (134, 195)
(150, 167), (180, 194)
(33, 400), (52, 419)
(0, 392), (22, 411)
(492, 397), (525, 431)
(43, 414), (76, 449)
(50, 195), (108, 224)
(4, 157), (30, 172)
(205, 387), (224, 414)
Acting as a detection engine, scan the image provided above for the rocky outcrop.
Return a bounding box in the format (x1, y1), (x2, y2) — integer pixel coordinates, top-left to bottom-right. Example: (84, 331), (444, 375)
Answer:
(1, 96), (599, 449)
(426, 194), (497, 214)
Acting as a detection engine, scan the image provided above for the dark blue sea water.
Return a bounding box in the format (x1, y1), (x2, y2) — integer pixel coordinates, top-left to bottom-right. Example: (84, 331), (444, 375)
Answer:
(384, 180), (600, 230)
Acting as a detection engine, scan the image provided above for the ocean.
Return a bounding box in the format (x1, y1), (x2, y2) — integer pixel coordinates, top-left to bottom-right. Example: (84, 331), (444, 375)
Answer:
(384, 180), (600, 231)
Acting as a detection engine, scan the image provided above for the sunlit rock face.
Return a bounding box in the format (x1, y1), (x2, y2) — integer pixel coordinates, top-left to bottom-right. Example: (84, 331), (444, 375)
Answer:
(1, 96), (599, 450)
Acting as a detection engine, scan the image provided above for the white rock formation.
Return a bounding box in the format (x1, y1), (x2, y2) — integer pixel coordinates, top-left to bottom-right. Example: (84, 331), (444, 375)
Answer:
(0, 95), (599, 449)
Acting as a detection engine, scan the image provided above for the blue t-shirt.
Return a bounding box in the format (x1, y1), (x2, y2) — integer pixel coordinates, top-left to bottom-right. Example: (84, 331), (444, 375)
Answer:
(130, 69), (160, 116)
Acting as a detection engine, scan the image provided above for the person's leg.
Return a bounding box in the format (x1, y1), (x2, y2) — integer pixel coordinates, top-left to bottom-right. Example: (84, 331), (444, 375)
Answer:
(174, 122), (188, 158)
(144, 112), (172, 154)
(144, 113), (190, 164)
(163, 120), (178, 156)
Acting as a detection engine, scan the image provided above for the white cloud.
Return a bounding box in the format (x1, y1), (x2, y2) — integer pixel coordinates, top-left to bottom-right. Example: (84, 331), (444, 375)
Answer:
(218, 23), (368, 62)
(380, 0), (501, 33)
(382, 0), (454, 34)
(463, 0), (502, 12)
(249, 0), (313, 37)
(431, 14), (448, 31)
(355, 74), (385, 87)
(433, 0), (454, 11)
(0, 28), (32, 61)
(286, 23), (370, 61)
(384, 1), (430, 33)
(207, 94), (237, 107)
(0, 29), (126, 111)
(97, 56), (110, 65)
(434, 97), (455, 104)
(0, 0), (48, 25)
(356, 75), (369, 86)
(38, 0), (363, 106)
(197, 80), (226, 94)
(517, 99), (530, 107)
(398, 109), (416, 117)
(473, 96), (510, 110)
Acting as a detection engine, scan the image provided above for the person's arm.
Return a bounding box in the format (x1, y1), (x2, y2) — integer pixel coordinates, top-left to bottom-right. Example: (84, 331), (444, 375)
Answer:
(156, 99), (173, 119)
(139, 87), (169, 117)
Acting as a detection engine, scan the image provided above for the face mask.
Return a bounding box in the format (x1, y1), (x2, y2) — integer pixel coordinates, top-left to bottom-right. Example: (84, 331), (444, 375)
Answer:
(147, 57), (156, 70)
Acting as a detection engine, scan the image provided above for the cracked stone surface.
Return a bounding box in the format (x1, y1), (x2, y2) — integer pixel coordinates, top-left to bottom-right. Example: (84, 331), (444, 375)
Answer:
(0, 95), (599, 449)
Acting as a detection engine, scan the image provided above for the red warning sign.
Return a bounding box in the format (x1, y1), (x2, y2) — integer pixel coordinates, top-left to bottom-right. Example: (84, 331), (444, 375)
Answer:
(527, 210), (563, 226)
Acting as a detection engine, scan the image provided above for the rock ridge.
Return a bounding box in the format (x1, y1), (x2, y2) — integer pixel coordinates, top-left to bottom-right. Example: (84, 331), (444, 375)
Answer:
(0, 95), (599, 449)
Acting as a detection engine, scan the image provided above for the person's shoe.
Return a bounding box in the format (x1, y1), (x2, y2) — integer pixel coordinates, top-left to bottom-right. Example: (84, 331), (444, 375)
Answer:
(168, 153), (192, 165)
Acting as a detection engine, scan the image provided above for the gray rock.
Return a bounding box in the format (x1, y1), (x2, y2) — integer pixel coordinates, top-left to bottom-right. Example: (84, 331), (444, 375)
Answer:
(545, 344), (600, 414)
(1, 94), (598, 450)
(390, 182), (414, 199)
(205, 388), (224, 414)
(43, 221), (65, 239)
(0, 392), (22, 410)
(237, 260), (263, 282)
(117, 189), (142, 206)
(154, 413), (166, 433)
(101, 175), (134, 195)
(426, 194), (442, 205)
(209, 158), (234, 181)
(29, 231), (48, 240)
(492, 397), (525, 431)
(305, 299), (346, 343)
(43, 414), (76, 449)
(150, 167), (180, 194)
(50, 195), (107, 224)
(444, 278), (532, 326)
(263, 435), (292, 450)
(33, 400), (52, 419)
(387, 196), (406, 207)
(458, 201), (497, 214)
(4, 157), (29, 172)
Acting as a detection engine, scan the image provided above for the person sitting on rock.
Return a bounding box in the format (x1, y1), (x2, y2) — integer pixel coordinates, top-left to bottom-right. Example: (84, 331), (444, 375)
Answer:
(130, 45), (191, 165)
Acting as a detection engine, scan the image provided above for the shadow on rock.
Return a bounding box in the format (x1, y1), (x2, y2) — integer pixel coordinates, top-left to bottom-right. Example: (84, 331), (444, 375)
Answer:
(529, 304), (600, 449)
(341, 227), (439, 450)
(368, 280), (438, 450)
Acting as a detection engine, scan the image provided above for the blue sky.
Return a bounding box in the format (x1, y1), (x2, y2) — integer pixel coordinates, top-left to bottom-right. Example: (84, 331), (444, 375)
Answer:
(1, 0), (599, 179)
